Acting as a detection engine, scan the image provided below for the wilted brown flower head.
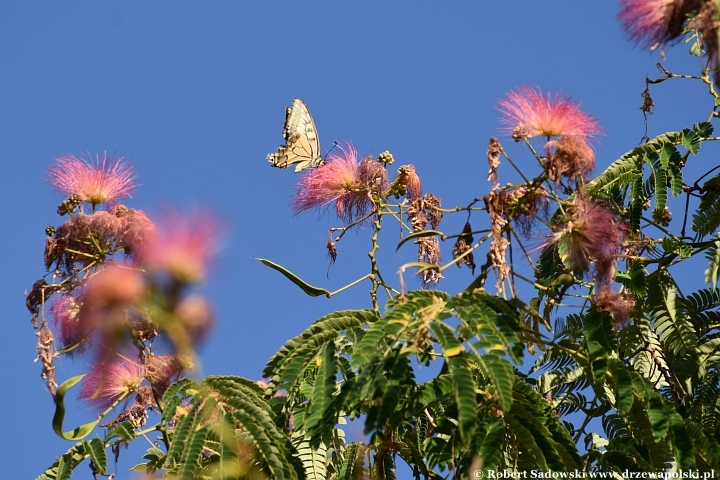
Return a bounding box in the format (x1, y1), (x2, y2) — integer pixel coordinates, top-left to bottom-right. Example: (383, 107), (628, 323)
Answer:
(544, 136), (595, 185)
(393, 165), (422, 200)
(505, 186), (550, 237)
(48, 209), (156, 274)
(487, 137), (501, 186)
(484, 188), (512, 291)
(144, 354), (188, 400)
(110, 205), (156, 256)
(406, 194), (444, 287)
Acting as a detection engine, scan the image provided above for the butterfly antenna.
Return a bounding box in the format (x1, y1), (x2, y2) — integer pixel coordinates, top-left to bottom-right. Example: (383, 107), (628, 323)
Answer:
(325, 141), (339, 157)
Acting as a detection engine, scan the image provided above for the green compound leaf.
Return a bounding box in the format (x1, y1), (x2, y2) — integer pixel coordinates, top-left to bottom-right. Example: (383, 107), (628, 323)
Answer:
(36, 442), (88, 480)
(669, 413), (696, 470)
(607, 359), (634, 416)
(257, 258), (331, 297)
(705, 234), (720, 289)
(87, 438), (107, 474)
(53, 375), (100, 441)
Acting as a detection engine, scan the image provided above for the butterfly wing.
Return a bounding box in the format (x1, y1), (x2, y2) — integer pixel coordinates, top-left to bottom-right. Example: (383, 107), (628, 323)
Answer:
(267, 98), (325, 172)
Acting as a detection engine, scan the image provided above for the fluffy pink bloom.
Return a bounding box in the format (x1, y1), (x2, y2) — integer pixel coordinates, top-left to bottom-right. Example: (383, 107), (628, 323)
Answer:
(110, 205), (156, 256)
(47, 153), (137, 205)
(138, 209), (221, 283)
(619, 0), (683, 48)
(293, 144), (385, 223)
(594, 287), (631, 330)
(496, 86), (602, 140)
(49, 295), (84, 348)
(542, 198), (625, 279)
(79, 357), (144, 410)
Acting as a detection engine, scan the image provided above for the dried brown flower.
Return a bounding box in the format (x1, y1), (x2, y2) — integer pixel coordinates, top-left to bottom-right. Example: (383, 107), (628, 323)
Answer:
(407, 194), (444, 287)
(487, 137), (501, 186)
(544, 136), (595, 185)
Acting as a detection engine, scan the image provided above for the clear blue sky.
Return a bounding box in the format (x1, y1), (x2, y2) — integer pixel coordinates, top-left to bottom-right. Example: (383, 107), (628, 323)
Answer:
(1, 3), (715, 478)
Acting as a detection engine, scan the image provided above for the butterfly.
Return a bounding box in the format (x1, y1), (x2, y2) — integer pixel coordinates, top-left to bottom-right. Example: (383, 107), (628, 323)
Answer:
(267, 98), (326, 172)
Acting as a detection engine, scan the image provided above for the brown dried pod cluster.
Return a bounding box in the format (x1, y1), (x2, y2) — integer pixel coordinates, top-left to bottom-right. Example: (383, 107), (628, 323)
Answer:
(407, 194), (443, 287)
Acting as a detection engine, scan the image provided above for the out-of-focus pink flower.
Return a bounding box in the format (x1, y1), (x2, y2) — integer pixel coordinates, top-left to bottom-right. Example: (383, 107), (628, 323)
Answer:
(79, 357), (144, 410)
(619, 0), (700, 49)
(79, 265), (146, 334)
(49, 295), (84, 348)
(47, 153), (137, 205)
(542, 198), (625, 278)
(619, 0), (673, 47)
(293, 144), (383, 223)
(497, 86), (602, 140)
(175, 295), (214, 345)
(138, 209), (221, 283)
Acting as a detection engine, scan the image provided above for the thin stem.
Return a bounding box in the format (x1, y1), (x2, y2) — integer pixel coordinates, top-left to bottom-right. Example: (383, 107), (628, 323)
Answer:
(499, 147), (531, 184)
(369, 204), (383, 310)
(327, 274), (374, 297)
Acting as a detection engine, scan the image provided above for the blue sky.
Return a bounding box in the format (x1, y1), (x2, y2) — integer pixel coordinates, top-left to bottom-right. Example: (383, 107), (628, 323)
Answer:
(1, 3), (717, 479)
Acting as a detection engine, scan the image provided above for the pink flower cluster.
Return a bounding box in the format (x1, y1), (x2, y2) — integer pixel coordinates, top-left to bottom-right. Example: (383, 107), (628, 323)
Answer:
(496, 86), (602, 185)
(292, 144), (388, 223)
(542, 197), (631, 329)
(41, 153), (217, 411)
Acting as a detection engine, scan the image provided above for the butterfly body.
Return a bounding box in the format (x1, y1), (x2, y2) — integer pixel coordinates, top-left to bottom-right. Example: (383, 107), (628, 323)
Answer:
(267, 98), (325, 172)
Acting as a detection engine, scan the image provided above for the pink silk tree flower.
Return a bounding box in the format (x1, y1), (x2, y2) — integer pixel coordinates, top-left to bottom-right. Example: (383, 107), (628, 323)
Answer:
(542, 197), (625, 279)
(138, 209), (221, 283)
(79, 357), (144, 410)
(47, 153), (137, 206)
(594, 286), (631, 330)
(109, 205), (156, 256)
(293, 143), (378, 223)
(496, 86), (602, 140)
(619, 0), (693, 49)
